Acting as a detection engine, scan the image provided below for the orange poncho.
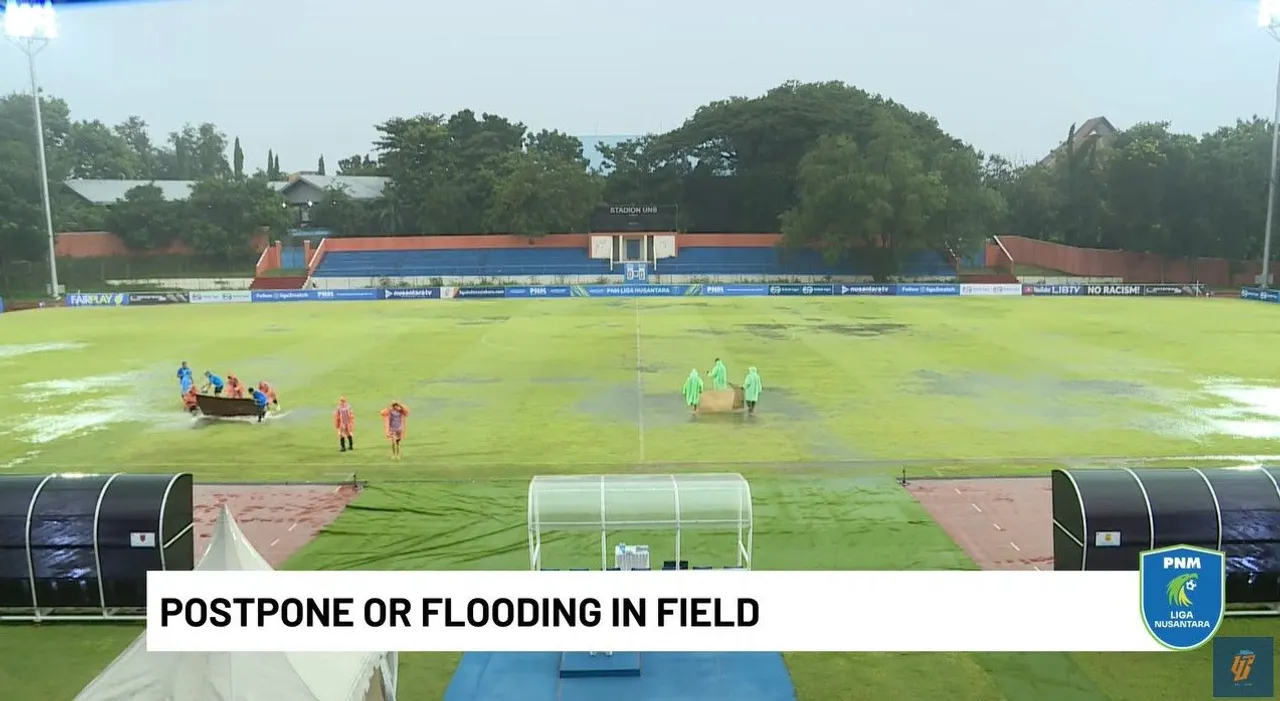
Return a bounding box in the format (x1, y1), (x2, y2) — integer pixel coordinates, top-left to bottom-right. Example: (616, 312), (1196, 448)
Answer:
(183, 388), (199, 410)
(380, 404), (410, 438)
(226, 375), (245, 398)
(259, 381), (277, 402)
(334, 399), (355, 436)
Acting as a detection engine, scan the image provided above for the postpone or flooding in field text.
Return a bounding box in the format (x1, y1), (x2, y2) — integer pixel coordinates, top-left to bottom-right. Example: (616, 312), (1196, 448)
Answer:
(159, 596), (761, 629)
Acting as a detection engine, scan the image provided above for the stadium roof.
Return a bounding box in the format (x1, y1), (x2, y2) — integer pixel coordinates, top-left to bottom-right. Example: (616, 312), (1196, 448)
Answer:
(282, 173), (389, 199)
(64, 174), (390, 205)
(64, 179), (199, 204)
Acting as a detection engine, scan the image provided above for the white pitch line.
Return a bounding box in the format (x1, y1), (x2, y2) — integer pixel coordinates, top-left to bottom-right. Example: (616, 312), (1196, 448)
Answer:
(993, 522), (1002, 531)
(971, 503), (983, 513)
(1033, 565), (1042, 571)
(634, 300), (646, 462)
(270, 538), (280, 547)
(287, 523), (297, 532)
(953, 488), (962, 495)
(1009, 542), (1021, 552)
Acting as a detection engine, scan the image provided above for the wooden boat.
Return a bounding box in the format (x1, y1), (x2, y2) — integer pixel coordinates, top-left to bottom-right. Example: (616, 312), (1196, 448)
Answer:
(194, 393), (262, 418)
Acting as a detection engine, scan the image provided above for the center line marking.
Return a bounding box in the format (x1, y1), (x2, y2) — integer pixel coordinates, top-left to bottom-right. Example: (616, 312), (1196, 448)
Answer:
(971, 503), (983, 513)
(634, 299), (646, 462)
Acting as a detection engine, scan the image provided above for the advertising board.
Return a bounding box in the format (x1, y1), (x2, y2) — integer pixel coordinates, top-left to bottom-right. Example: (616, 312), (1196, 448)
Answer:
(504, 286), (571, 298)
(380, 288), (441, 300)
(128, 292), (190, 305)
(577, 285), (690, 297)
(896, 284), (959, 296)
(66, 292), (128, 307)
(1022, 285), (1083, 296)
(701, 284), (769, 296)
(768, 284), (834, 296)
(251, 289), (378, 303)
(1083, 284), (1144, 296)
(959, 284), (1022, 296)
(190, 290), (252, 304)
(1140, 284), (1205, 297)
(836, 284), (895, 296)
(441, 287), (506, 299)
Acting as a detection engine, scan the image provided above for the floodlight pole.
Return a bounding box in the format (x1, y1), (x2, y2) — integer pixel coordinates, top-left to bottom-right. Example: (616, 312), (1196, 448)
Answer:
(1263, 25), (1280, 289)
(6, 34), (60, 298)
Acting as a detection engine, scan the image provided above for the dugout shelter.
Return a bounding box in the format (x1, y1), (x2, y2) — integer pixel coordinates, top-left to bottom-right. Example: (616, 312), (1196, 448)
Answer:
(1052, 466), (1280, 614)
(0, 472), (194, 621)
(74, 505), (400, 701)
(527, 473), (753, 570)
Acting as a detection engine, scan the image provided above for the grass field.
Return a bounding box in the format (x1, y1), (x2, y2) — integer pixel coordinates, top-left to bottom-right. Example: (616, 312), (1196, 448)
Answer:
(0, 296), (1278, 700)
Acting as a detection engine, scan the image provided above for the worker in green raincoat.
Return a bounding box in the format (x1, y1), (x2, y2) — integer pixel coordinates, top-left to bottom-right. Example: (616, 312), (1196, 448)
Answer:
(708, 358), (728, 390)
(682, 369), (704, 415)
(743, 366), (762, 416)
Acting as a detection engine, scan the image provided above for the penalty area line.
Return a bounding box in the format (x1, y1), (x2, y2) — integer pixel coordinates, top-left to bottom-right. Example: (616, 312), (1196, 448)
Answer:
(634, 299), (646, 462)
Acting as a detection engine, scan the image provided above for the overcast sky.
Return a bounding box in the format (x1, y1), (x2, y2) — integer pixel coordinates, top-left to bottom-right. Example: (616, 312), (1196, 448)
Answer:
(0, 0), (1274, 171)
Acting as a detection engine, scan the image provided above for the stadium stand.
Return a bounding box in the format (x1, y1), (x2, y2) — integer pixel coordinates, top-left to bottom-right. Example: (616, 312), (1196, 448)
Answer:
(311, 244), (951, 278)
(313, 248), (610, 278)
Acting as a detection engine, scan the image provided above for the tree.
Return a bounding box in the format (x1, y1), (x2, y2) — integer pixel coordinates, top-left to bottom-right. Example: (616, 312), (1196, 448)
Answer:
(103, 184), (185, 250)
(373, 110), (528, 232)
(308, 187), (374, 236)
(64, 119), (142, 179)
(233, 137), (244, 178)
(113, 116), (159, 177)
(600, 81), (966, 233)
(266, 149), (276, 179)
(184, 177), (290, 261)
(317, 155), (326, 176)
(337, 154), (380, 175)
(780, 119), (950, 280)
(486, 132), (602, 236)
(273, 153), (281, 178)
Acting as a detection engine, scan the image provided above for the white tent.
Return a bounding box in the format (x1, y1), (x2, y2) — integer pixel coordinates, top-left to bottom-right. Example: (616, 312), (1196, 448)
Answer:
(74, 505), (399, 701)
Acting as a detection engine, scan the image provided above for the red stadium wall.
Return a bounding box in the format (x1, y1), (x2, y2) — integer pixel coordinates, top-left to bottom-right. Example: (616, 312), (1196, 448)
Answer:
(305, 233), (784, 275)
(999, 235), (1260, 287)
(56, 231), (270, 259)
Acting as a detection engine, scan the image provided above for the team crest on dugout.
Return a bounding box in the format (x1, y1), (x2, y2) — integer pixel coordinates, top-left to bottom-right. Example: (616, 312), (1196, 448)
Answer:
(1139, 544), (1225, 650)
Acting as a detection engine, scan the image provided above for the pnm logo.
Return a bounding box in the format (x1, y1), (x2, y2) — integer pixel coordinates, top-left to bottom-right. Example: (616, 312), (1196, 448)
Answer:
(1138, 545), (1224, 650)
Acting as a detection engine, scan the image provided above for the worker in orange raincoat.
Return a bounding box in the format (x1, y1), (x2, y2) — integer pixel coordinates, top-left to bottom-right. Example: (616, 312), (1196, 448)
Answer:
(258, 381), (279, 410)
(380, 402), (409, 460)
(334, 397), (355, 452)
(183, 386), (200, 415)
(226, 374), (246, 399)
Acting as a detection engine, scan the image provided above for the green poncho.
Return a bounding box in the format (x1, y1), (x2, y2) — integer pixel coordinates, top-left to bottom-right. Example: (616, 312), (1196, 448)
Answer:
(709, 360), (728, 390)
(682, 369), (704, 406)
(743, 367), (762, 401)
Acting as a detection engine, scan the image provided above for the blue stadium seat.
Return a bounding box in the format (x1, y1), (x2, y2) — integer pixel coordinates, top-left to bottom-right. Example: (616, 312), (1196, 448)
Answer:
(313, 247), (610, 278)
(311, 244), (952, 278)
(657, 247), (951, 276)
